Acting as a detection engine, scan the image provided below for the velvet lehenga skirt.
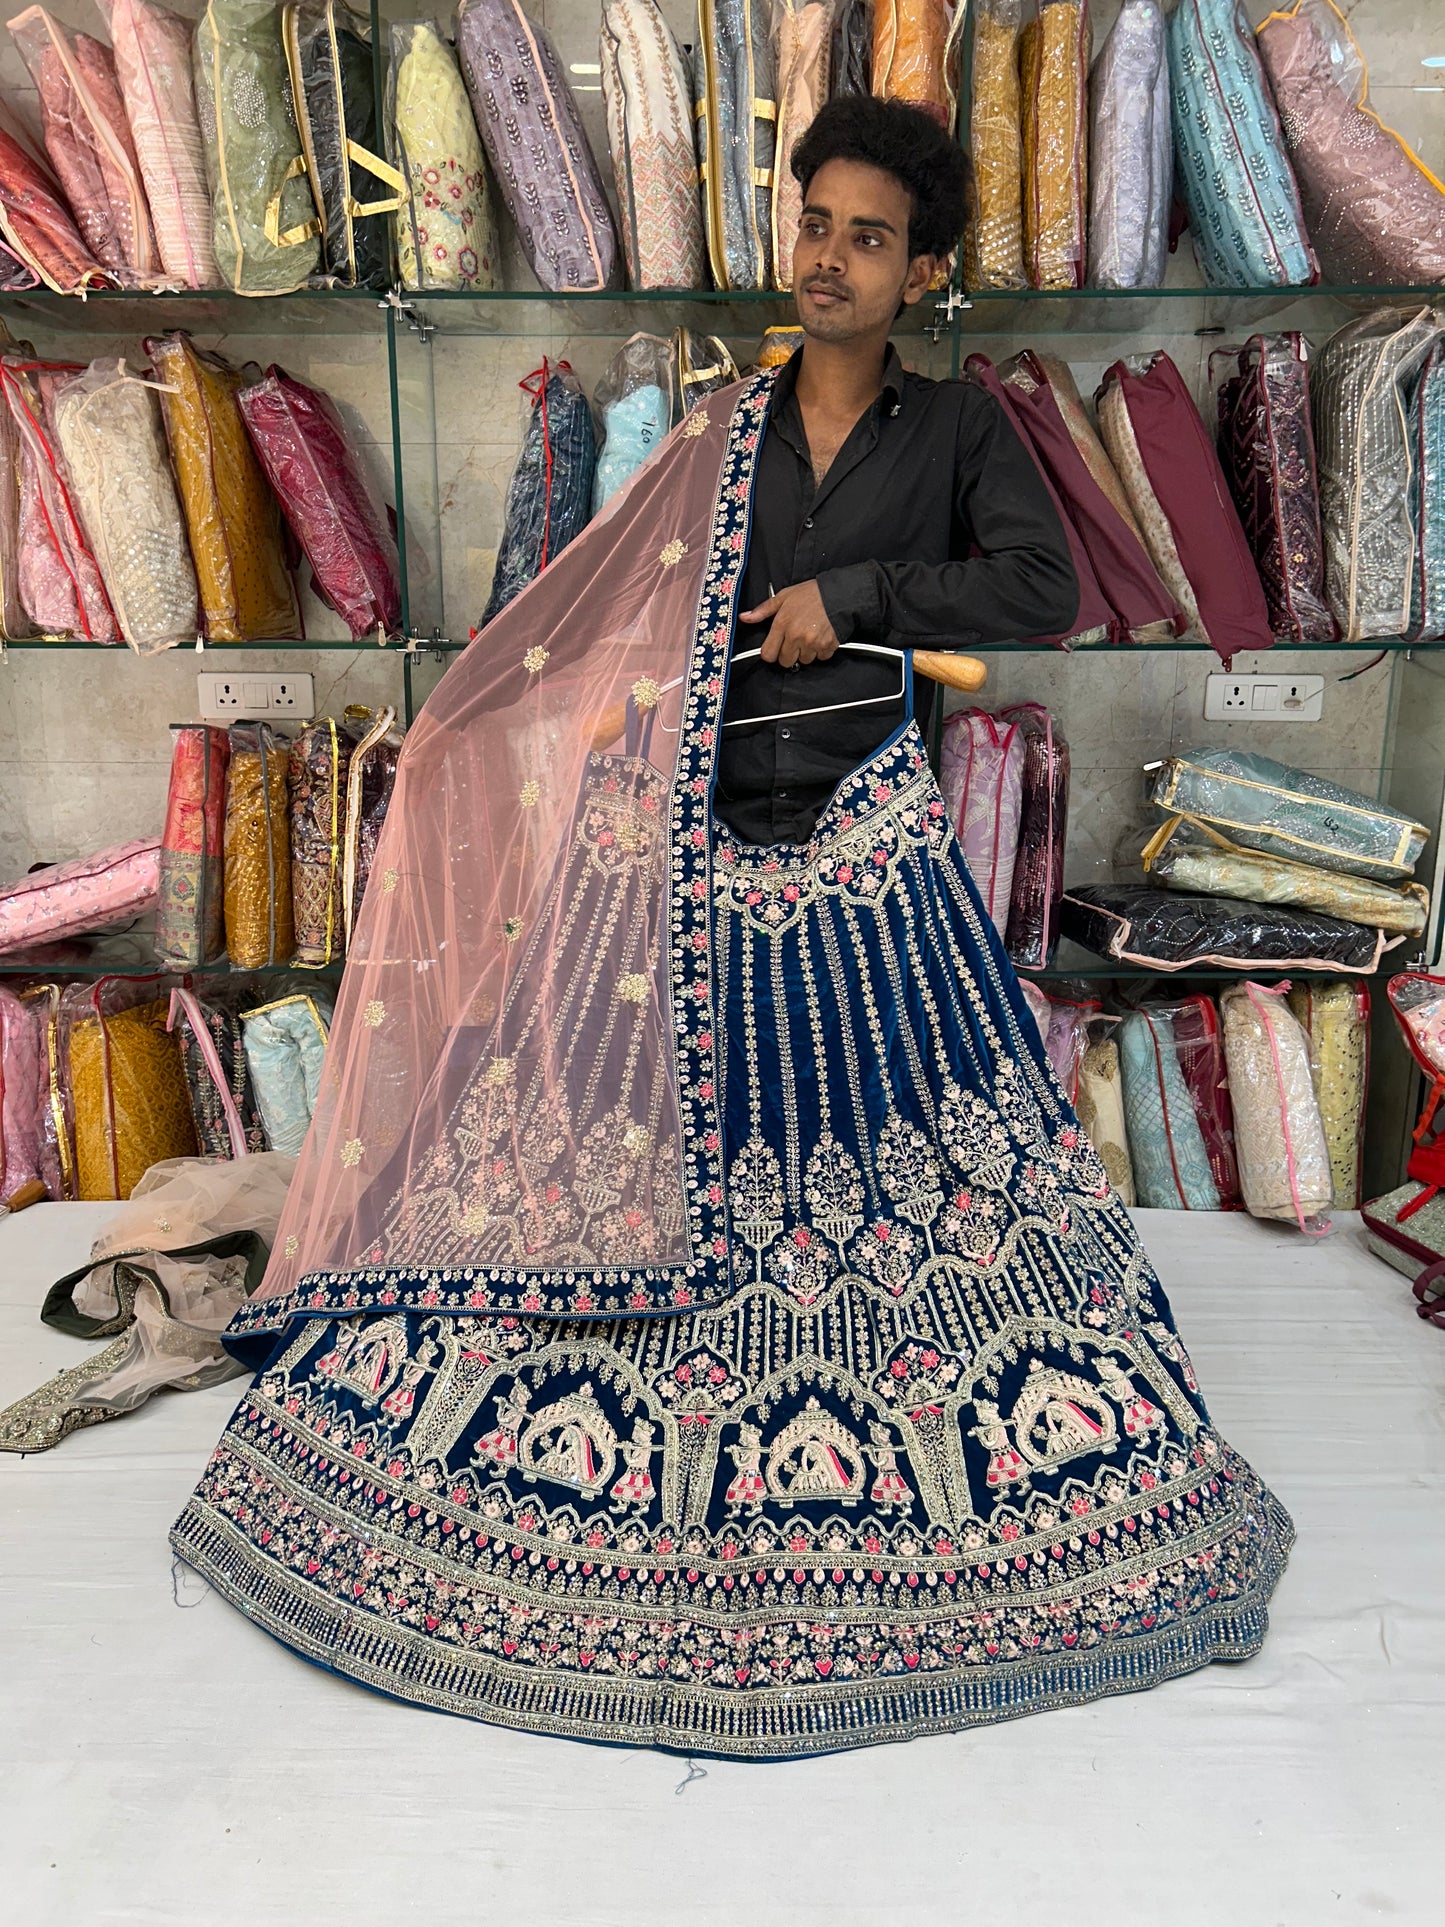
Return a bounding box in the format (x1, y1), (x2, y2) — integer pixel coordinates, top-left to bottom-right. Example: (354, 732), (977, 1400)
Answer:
(171, 721), (1292, 1758)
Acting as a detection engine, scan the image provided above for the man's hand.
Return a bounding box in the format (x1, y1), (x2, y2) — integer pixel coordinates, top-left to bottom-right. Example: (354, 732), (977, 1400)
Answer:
(739, 580), (840, 669)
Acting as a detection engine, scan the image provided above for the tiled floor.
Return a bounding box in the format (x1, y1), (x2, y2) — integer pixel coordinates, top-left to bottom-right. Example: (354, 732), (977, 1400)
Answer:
(2, 1202), (1441, 1925)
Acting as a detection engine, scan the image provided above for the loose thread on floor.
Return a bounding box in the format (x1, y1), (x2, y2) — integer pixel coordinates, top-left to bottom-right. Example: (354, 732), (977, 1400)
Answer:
(171, 1557), (211, 1609)
(674, 1758), (708, 1795)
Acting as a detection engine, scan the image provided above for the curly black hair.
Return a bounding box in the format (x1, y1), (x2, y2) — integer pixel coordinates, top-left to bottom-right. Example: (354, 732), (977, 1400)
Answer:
(789, 96), (972, 260)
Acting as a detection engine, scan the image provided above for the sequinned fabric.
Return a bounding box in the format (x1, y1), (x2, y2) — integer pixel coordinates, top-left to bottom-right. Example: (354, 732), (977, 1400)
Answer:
(1019, 0), (1087, 290)
(289, 717), (353, 966)
(1167, 0), (1316, 287)
(964, 0), (1025, 290)
(1002, 703), (1067, 970)
(1287, 980), (1368, 1210)
(1119, 1009), (1219, 1210)
(457, 0), (615, 292)
(1088, 0), (1170, 289)
(1215, 333), (1335, 644)
(66, 991), (198, 1201)
(156, 723), (230, 967)
(695, 0), (776, 290)
(1407, 339), (1445, 643)
(1312, 309), (1442, 641)
(392, 19), (500, 292)
(1221, 984), (1332, 1229)
(224, 721), (293, 968)
(49, 359), (199, 654)
(601, 0), (704, 292)
(1256, 0), (1445, 288)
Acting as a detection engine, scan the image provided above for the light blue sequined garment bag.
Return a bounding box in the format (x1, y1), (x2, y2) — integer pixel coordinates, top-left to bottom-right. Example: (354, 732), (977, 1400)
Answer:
(1120, 1009), (1220, 1209)
(1409, 338), (1445, 642)
(241, 992), (333, 1156)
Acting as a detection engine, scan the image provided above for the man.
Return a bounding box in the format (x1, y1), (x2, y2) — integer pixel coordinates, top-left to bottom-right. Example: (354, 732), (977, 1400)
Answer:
(718, 95), (1079, 846)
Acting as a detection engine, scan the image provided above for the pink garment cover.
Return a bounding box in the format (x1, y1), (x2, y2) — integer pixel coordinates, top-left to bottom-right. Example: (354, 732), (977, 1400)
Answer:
(0, 357), (119, 641)
(939, 706), (1026, 930)
(1097, 352), (1273, 659)
(1000, 702), (1068, 969)
(993, 349), (1182, 643)
(238, 369), (401, 642)
(0, 96), (109, 291)
(963, 354), (1114, 648)
(0, 984), (44, 1199)
(0, 838), (161, 953)
(99, 0), (218, 287)
(7, 7), (158, 282)
(1256, 1), (1445, 287)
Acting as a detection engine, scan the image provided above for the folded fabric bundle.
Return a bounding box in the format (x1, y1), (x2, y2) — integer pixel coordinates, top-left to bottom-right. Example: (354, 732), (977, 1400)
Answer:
(1256, 0), (1445, 288)
(1019, 0), (1087, 290)
(457, 0), (614, 292)
(194, 0), (322, 295)
(391, 17), (500, 292)
(831, 0), (870, 96)
(964, 355), (1113, 648)
(1387, 969), (1445, 1082)
(1002, 703), (1068, 970)
(754, 324), (803, 370)
(1362, 1182), (1445, 1295)
(225, 720), (293, 968)
(241, 991), (332, 1155)
(238, 366), (401, 640)
(0, 385), (27, 638)
(284, 0), (400, 289)
(0, 984), (43, 1202)
(0, 838), (160, 954)
(871, 0), (949, 125)
(1096, 351), (1273, 658)
(63, 978), (197, 1200)
(696, 0), (776, 291)
(1150, 748), (1428, 882)
(1166, 0), (1316, 288)
(7, 6), (157, 284)
(1087, 0), (1170, 289)
(1221, 981), (1333, 1230)
(1166, 990), (1242, 1207)
(1407, 338), (1445, 644)
(146, 332), (300, 643)
(289, 715), (354, 967)
(0, 97), (110, 292)
(939, 706), (1026, 931)
(675, 328), (740, 417)
(1311, 309), (1443, 642)
(772, 0), (833, 289)
(963, 0), (1025, 290)
(1142, 814), (1428, 937)
(1215, 333), (1336, 645)
(1037, 988), (1097, 1103)
(483, 360), (597, 623)
(18, 982), (73, 1198)
(49, 358), (199, 654)
(600, 0), (704, 291)
(592, 333), (673, 512)
(1119, 1007), (1221, 1209)
(1075, 1019), (1135, 1204)
(0, 357), (118, 640)
(342, 703), (403, 944)
(1287, 979), (1369, 1209)
(994, 351), (1179, 642)
(0, 1152), (293, 1452)
(156, 723), (230, 967)
(1062, 884), (1389, 974)
(1365, 972), (1445, 1284)
(101, 0), (218, 287)
(168, 986), (267, 1159)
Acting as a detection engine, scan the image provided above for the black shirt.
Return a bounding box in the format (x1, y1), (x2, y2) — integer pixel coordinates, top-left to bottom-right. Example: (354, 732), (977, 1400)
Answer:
(716, 345), (1079, 845)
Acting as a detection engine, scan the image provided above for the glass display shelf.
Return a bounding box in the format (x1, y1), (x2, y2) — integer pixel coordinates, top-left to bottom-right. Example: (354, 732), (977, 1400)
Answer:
(0, 926), (343, 978)
(952, 282), (1443, 338)
(0, 635), (467, 652)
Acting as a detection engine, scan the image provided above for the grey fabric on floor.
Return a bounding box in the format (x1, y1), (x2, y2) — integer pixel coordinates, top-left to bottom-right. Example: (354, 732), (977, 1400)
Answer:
(2, 1203), (1441, 1925)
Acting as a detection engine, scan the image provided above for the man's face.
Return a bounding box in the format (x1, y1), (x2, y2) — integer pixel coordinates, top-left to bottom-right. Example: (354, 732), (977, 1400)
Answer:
(790, 157), (936, 343)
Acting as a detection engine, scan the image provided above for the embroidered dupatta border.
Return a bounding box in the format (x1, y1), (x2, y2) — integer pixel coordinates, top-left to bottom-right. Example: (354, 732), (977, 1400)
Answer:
(225, 374), (776, 1350)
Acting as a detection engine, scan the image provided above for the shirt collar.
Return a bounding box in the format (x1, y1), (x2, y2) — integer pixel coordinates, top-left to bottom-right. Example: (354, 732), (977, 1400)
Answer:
(769, 342), (906, 420)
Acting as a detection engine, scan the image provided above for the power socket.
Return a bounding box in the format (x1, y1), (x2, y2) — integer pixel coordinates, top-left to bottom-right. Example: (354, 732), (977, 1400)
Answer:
(1204, 673), (1323, 723)
(197, 672), (315, 721)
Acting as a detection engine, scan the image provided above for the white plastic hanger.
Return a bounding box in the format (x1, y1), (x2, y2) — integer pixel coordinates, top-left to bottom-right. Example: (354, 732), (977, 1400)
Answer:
(648, 639), (909, 732)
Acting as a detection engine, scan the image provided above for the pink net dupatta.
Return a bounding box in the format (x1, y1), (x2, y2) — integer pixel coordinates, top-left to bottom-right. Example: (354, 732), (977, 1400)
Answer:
(226, 378), (773, 1360)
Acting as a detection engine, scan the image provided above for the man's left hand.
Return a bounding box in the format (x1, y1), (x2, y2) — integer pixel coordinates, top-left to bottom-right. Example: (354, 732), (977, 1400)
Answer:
(739, 580), (840, 669)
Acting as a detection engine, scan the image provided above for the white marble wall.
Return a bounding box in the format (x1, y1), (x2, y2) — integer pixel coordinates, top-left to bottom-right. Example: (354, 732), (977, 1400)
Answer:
(0, 0), (1438, 889)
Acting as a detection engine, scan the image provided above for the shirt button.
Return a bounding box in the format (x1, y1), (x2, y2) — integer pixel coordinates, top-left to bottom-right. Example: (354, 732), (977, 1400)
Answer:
(778, 790), (789, 799)
(780, 728), (792, 740)
(803, 516), (814, 529)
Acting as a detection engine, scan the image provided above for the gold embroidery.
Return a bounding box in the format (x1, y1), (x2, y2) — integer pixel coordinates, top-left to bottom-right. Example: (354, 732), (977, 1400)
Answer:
(658, 539), (687, 567)
(381, 869), (398, 894)
(502, 916), (523, 943)
(284, 1235), (299, 1258)
(682, 410), (709, 437)
(623, 1125), (652, 1157)
(363, 1000), (386, 1029)
(519, 780), (541, 809)
(617, 973), (649, 1003)
(340, 1139), (364, 1169)
(523, 646), (549, 673)
(155, 1217), (172, 1233)
(630, 676), (661, 711)
(484, 1057), (514, 1089)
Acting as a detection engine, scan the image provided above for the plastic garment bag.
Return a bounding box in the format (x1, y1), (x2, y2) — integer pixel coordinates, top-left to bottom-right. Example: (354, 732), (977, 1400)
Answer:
(1087, 0), (1170, 290)
(147, 331), (300, 643)
(0, 357), (119, 640)
(871, 0), (949, 125)
(0, 838), (159, 954)
(830, 0), (870, 95)
(0, 97), (110, 292)
(938, 706), (1025, 932)
(238, 365), (401, 640)
(1019, 0), (1087, 289)
(600, 0), (704, 291)
(341, 704), (402, 946)
(390, 18), (499, 292)
(0, 984), (43, 1202)
(772, 0), (835, 290)
(1221, 981), (1333, 1231)
(1214, 333), (1336, 644)
(695, 0), (776, 290)
(1061, 884), (1390, 975)
(63, 977), (198, 1201)
(1001, 703), (1068, 970)
(1119, 1007), (1220, 1210)
(1288, 979), (1369, 1210)
(1407, 339), (1445, 643)
(483, 361), (597, 623)
(169, 986), (268, 1158)
(101, 0), (218, 287)
(224, 721), (294, 968)
(284, 0), (400, 289)
(241, 992), (332, 1155)
(1075, 1017), (1135, 1205)
(963, 0), (1025, 290)
(592, 333), (673, 512)
(155, 722), (230, 968)
(7, 6), (158, 283)
(49, 358), (199, 654)
(288, 715), (355, 967)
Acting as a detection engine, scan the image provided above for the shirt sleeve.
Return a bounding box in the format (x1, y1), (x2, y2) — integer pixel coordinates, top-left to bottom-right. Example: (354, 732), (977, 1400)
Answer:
(813, 388), (1080, 649)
